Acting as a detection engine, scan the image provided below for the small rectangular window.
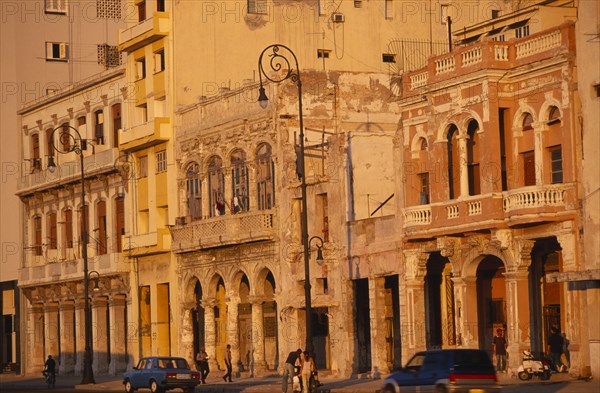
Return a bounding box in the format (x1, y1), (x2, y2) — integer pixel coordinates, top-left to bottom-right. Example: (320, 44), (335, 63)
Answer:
(550, 146), (563, 184)
(137, 0), (146, 21)
(491, 9), (500, 19)
(45, 0), (67, 14)
(354, 0), (362, 8)
(385, 0), (393, 19)
(46, 42), (69, 61)
(156, 150), (167, 173)
(135, 58), (146, 80)
(154, 49), (165, 73)
(441, 4), (449, 24)
(157, 0), (165, 12)
(382, 53), (396, 63)
(247, 0), (266, 14)
(317, 49), (330, 59)
(139, 155), (148, 178)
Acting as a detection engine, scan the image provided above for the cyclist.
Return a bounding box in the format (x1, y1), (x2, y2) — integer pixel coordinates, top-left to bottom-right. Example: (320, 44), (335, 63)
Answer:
(43, 355), (56, 388)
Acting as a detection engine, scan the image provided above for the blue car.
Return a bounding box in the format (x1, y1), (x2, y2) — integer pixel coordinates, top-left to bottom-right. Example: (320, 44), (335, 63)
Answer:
(123, 356), (200, 393)
(381, 349), (500, 393)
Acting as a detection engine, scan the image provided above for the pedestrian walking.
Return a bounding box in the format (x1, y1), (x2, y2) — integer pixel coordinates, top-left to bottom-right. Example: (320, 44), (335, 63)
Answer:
(282, 348), (302, 393)
(492, 328), (508, 372)
(222, 344), (233, 382)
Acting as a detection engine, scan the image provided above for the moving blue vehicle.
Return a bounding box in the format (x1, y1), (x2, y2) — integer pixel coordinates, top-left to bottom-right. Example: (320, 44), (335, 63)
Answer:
(381, 349), (500, 393)
(123, 356), (200, 393)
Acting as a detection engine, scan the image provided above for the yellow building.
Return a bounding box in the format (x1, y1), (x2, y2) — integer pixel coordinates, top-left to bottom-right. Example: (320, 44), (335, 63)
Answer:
(117, 0), (178, 359)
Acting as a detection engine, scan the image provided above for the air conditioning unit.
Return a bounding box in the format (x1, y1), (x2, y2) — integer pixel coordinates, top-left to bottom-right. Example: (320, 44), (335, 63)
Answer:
(175, 216), (186, 226)
(331, 13), (345, 23)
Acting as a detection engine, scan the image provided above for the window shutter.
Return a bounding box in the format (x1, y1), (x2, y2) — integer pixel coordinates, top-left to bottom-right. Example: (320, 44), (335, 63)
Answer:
(59, 43), (68, 59)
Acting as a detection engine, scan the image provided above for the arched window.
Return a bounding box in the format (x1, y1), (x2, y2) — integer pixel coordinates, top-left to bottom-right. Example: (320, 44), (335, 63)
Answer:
(60, 122), (71, 152)
(47, 212), (57, 249)
(33, 216), (42, 256)
(115, 196), (125, 252)
(230, 149), (248, 213)
(97, 200), (107, 255)
(45, 128), (54, 158)
(467, 120), (481, 196)
(31, 134), (41, 172)
(186, 163), (202, 220)
(446, 125), (460, 200)
(208, 156), (225, 217)
(256, 143), (275, 210)
(112, 103), (122, 147)
(64, 209), (73, 249)
(94, 109), (105, 144)
(522, 113), (534, 131)
(547, 106), (561, 125)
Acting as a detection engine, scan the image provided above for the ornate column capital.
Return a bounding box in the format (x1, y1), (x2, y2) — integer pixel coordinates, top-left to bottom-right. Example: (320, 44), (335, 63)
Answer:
(403, 249), (429, 280)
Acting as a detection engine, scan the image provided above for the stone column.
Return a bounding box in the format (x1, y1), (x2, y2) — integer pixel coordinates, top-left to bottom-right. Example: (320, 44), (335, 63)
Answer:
(75, 298), (86, 375)
(369, 276), (388, 377)
(458, 134), (469, 198)
(453, 277), (479, 348)
(109, 295), (127, 375)
(29, 303), (45, 373)
(226, 296), (241, 376)
(250, 298), (267, 376)
(400, 250), (428, 364)
(44, 302), (60, 362)
(504, 270), (531, 370)
(92, 296), (109, 374)
(180, 302), (196, 367)
(59, 301), (76, 373)
(533, 123), (544, 184)
(202, 298), (218, 372)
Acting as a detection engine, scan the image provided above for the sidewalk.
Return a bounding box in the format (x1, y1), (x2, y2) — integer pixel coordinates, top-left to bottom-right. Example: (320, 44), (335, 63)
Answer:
(0, 370), (577, 392)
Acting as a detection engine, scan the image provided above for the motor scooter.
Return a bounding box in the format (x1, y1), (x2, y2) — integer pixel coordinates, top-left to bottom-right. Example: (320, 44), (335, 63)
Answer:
(517, 350), (551, 381)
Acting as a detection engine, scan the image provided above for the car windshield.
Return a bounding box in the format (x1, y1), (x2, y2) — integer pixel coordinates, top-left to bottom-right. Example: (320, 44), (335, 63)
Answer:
(157, 358), (190, 369)
(404, 354), (426, 371)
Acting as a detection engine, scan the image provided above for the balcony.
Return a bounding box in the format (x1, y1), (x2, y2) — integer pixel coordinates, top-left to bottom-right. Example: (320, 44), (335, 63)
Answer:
(119, 117), (171, 152)
(16, 148), (120, 196)
(404, 22), (573, 94)
(118, 13), (170, 53)
(121, 228), (171, 257)
(19, 252), (129, 288)
(402, 183), (575, 237)
(170, 210), (276, 253)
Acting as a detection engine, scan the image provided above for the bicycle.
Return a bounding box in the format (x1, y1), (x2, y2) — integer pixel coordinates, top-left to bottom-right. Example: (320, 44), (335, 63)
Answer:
(43, 370), (56, 389)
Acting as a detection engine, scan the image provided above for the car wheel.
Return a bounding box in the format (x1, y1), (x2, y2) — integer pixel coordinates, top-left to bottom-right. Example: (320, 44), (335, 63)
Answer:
(518, 371), (530, 381)
(149, 380), (162, 393)
(382, 385), (395, 393)
(124, 380), (135, 393)
(434, 385), (447, 393)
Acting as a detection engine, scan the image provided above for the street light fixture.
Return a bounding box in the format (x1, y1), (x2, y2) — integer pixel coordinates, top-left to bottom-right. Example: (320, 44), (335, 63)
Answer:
(89, 271), (101, 292)
(47, 125), (96, 385)
(258, 44), (323, 355)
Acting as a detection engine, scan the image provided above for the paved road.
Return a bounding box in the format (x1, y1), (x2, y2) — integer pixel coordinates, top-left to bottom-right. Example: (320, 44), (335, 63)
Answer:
(1, 372), (597, 393)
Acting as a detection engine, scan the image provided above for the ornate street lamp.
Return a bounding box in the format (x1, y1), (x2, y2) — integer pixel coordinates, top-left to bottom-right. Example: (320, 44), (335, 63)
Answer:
(258, 44), (325, 354)
(47, 125), (95, 384)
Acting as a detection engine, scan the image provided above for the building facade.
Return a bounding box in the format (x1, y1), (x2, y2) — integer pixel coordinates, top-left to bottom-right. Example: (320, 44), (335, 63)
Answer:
(16, 69), (131, 375)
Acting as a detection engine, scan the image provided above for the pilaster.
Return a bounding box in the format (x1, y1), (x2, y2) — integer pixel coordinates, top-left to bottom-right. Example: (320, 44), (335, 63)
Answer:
(59, 301), (76, 373)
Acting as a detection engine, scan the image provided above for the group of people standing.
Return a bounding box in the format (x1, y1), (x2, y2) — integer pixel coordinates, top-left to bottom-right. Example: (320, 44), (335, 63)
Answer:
(282, 348), (321, 393)
(492, 326), (570, 373)
(195, 344), (233, 384)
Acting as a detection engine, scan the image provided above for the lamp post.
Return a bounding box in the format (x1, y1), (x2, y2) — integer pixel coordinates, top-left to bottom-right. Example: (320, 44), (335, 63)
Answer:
(257, 44), (324, 355)
(48, 125), (95, 384)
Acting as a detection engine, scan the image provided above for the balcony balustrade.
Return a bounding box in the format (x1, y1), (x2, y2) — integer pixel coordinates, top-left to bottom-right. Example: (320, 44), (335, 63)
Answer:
(403, 183), (574, 233)
(19, 252), (129, 288)
(170, 210), (275, 253)
(404, 23), (572, 94)
(16, 148), (120, 196)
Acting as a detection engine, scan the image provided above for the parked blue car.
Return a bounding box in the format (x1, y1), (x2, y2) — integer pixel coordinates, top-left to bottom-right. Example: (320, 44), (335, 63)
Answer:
(381, 349), (500, 393)
(123, 356), (199, 393)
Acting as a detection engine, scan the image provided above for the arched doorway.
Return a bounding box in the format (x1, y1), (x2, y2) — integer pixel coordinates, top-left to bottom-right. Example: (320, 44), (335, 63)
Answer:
(237, 275), (252, 372)
(214, 277), (227, 369)
(191, 280), (205, 358)
(476, 256), (506, 354)
(530, 237), (563, 357)
(261, 271), (278, 370)
(425, 253), (455, 349)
